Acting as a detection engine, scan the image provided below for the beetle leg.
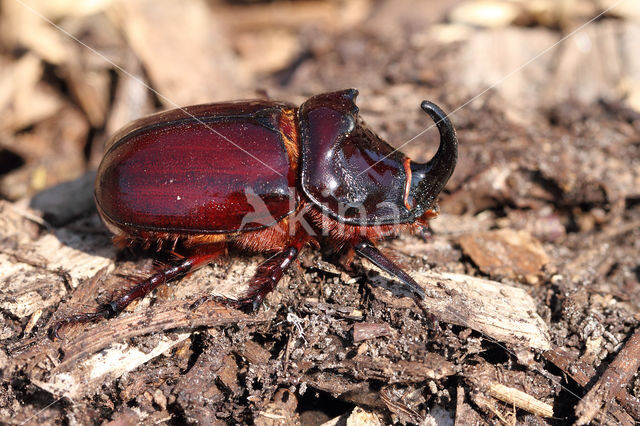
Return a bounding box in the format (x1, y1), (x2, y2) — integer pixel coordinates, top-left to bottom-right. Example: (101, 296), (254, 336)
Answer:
(239, 246), (301, 311)
(191, 248), (300, 312)
(353, 239), (426, 299)
(417, 223), (432, 242)
(197, 236), (308, 312)
(49, 246), (222, 340)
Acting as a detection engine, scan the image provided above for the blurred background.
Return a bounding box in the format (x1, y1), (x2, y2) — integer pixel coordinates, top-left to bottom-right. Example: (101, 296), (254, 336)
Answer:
(2, 0), (640, 424)
(1, 0), (638, 205)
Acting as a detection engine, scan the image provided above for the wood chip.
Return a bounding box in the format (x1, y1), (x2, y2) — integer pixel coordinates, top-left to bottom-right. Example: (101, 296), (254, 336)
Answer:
(455, 385), (485, 425)
(0, 1), (74, 65)
(470, 390), (514, 424)
(0, 254), (66, 318)
(352, 322), (393, 343)
(321, 406), (383, 426)
(0, 53), (62, 132)
(1, 106), (88, 200)
(23, 309), (43, 335)
(239, 340), (272, 365)
(367, 269), (552, 350)
(33, 331), (191, 401)
(234, 29), (301, 75)
(217, 355), (240, 396)
(102, 51), (154, 150)
(543, 347), (640, 422)
(0, 201), (113, 318)
(449, 20), (640, 116)
(458, 228), (550, 284)
(255, 389), (299, 426)
(14, 230), (115, 289)
(449, 26), (558, 119)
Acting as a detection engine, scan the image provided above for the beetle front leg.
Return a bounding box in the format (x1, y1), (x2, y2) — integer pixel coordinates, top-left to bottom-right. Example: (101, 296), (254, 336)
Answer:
(353, 238), (426, 300)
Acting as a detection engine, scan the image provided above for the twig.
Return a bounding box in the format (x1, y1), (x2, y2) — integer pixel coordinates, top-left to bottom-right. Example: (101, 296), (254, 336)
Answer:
(487, 383), (554, 418)
(575, 327), (640, 425)
(543, 347), (640, 420)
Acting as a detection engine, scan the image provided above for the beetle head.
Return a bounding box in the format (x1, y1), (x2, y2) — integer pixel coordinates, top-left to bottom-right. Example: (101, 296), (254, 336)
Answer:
(298, 89), (457, 226)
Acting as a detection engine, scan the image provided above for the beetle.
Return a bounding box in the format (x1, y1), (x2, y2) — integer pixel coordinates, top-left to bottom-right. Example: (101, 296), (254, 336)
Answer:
(51, 89), (457, 337)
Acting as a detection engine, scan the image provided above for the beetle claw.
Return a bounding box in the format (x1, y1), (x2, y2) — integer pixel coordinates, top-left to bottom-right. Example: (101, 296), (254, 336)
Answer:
(191, 294), (260, 313)
(188, 295), (209, 310)
(418, 224), (432, 242)
(48, 323), (62, 341)
(47, 310), (111, 341)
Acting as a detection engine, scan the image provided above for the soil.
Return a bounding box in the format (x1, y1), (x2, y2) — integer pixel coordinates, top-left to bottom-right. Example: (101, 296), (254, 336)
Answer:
(1, 0), (640, 424)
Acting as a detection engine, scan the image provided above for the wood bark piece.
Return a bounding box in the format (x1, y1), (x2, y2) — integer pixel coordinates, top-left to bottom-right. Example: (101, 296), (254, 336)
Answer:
(238, 340), (272, 365)
(32, 302), (267, 401)
(367, 268), (552, 350)
(102, 51), (154, 149)
(549, 21), (623, 106)
(449, 22), (640, 117)
(57, 302), (260, 368)
(469, 390), (513, 424)
(575, 327), (640, 425)
(0, 201), (42, 242)
(108, 0), (248, 105)
(0, 53), (62, 132)
(0, 1), (75, 66)
(379, 386), (423, 423)
(63, 62), (111, 128)
(448, 1), (522, 28)
(0, 105), (89, 200)
(328, 355), (456, 383)
(4, 197), (278, 401)
(465, 362), (555, 420)
(0, 202), (114, 318)
(0, 253), (66, 317)
(7, 248), (273, 402)
(458, 228), (550, 284)
(304, 371), (371, 399)
(3, 230), (115, 289)
(449, 26), (558, 121)
(455, 386), (485, 425)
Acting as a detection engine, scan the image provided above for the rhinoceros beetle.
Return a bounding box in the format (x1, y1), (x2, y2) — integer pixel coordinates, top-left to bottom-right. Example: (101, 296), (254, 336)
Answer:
(50, 89), (457, 338)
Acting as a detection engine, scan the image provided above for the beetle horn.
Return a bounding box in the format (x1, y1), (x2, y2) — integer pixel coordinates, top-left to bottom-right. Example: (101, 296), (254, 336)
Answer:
(409, 101), (458, 211)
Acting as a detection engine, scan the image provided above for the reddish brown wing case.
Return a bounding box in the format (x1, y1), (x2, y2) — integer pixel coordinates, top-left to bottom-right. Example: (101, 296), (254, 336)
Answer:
(95, 101), (298, 235)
